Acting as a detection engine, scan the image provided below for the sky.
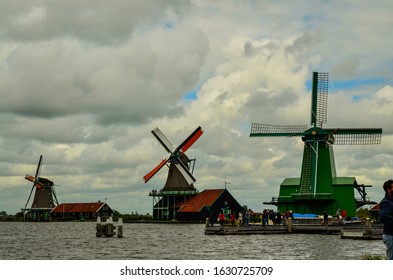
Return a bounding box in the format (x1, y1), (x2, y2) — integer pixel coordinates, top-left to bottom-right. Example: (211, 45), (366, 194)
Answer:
(1, 0), (393, 215)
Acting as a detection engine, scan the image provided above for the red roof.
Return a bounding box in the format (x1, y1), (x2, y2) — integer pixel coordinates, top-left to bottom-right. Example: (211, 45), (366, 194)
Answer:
(177, 189), (225, 213)
(51, 202), (107, 213)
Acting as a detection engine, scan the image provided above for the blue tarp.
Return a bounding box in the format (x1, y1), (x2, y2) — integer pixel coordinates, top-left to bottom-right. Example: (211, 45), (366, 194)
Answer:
(292, 213), (319, 218)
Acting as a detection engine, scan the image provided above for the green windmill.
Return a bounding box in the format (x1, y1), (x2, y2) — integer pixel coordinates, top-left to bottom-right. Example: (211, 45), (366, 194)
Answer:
(250, 72), (382, 217)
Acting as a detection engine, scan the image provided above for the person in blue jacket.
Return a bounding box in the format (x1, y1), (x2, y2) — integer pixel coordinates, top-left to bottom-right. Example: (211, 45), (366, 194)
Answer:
(379, 179), (393, 260)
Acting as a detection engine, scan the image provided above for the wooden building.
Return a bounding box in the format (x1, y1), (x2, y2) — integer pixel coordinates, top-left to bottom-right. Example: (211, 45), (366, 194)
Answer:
(176, 188), (244, 222)
(50, 202), (114, 221)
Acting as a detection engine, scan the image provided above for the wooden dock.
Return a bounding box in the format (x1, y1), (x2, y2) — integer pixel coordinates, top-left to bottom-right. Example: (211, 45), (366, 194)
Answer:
(204, 218), (383, 237)
(340, 230), (382, 240)
(204, 224), (344, 235)
(205, 225), (289, 235)
(340, 219), (383, 240)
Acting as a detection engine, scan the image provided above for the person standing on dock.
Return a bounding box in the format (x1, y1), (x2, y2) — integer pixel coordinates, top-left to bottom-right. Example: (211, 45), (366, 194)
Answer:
(341, 209), (347, 224)
(238, 211), (243, 226)
(218, 210), (225, 228)
(230, 212), (236, 226)
(336, 208), (341, 219)
(275, 211), (282, 225)
(209, 210), (215, 226)
(244, 209), (250, 226)
(379, 179), (393, 260)
(323, 211), (328, 226)
(289, 210), (294, 224)
(262, 209), (268, 226)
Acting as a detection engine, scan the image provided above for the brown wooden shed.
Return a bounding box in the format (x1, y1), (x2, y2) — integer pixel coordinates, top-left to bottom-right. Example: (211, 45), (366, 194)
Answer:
(50, 202), (114, 220)
(176, 188), (244, 222)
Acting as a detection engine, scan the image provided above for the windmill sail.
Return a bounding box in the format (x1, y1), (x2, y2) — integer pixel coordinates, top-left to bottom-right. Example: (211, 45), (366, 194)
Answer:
(311, 72), (328, 127)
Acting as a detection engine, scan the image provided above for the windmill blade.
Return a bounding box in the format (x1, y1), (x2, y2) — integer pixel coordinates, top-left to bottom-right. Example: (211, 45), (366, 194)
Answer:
(250, 123), (308, 137)
(35, 155), (43, 179)
(24, 176), (45, 189)
(325, 128), (382, 145)
(173, 157), (196, 185)
(151, 127), (175, 153)
(24, 155), (45, 189)
(311, 72), (328, 127)
(52, 185), (59, 205)
(143, 157), (169, 183)
(24, 185), (35, 209)
(25, 175), (36, 183)
(178, 126), (204, 153)
(33, 155), (44, 188)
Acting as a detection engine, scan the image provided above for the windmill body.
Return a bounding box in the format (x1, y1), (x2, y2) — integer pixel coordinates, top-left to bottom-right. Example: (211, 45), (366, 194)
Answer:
(163, 153), (196, 192)
(22, 155), (59, 221)
(144, 126), (203, 220)
(250, 72), (382, 217)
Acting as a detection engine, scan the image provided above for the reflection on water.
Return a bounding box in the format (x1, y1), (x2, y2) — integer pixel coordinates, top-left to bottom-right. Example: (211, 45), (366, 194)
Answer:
(0, 222), (386, 260)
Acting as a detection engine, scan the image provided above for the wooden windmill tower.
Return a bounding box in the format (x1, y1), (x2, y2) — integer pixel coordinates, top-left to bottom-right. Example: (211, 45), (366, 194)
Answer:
(250, 72), (382, 217)
(22, 155), (59, 221)
(144, 126), (203, 220)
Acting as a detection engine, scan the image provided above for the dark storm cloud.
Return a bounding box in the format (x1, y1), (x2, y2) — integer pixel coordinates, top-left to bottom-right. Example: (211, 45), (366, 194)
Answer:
(0, 25), (209, 126)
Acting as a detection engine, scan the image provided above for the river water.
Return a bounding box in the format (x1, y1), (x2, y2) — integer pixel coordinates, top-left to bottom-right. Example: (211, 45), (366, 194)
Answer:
(0, 222), (386, 260)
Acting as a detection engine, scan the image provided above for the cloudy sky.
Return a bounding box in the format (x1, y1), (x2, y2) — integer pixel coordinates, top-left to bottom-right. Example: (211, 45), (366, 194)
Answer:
(1, 0), (392, 215)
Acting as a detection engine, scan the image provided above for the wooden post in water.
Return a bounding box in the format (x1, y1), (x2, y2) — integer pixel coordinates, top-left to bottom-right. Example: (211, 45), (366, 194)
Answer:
(105, 217), (115, 237)
(96, 216), (104, 237)
(205, 218), (210, 228)
(287, 217), (293, 233)
(365, 218), (372, 236)
(117, 218), (123, 238)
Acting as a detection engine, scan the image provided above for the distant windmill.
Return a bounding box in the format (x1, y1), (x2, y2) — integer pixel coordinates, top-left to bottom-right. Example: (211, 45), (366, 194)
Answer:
(250, 72), (382, 216)
(22, 155), (59, 221)
(144, 126), (203, 220)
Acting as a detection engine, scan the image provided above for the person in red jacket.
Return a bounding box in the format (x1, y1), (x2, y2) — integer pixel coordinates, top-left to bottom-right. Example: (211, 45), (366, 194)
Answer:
(218, 210), (225, 228)
(230, 212), (236, 226)
(341, 209), (347, 224)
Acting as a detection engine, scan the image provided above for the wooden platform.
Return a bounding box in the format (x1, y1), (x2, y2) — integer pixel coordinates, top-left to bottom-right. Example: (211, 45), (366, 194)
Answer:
(204, 218), (383, 237)
(204, 224), (343, 235)
(205, 225), (289, 235)
(340, 227), (383, 240)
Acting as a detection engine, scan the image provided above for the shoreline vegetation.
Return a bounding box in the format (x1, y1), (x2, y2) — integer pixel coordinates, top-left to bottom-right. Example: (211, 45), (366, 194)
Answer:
(0, 211), (203, 223)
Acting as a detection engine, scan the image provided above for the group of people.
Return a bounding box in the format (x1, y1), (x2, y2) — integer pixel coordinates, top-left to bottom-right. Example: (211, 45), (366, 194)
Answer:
(216, 209), (251, 227)
(261, 209), (293, 226)
(214, 208), (295, 227)
(322, 208), (348, 226)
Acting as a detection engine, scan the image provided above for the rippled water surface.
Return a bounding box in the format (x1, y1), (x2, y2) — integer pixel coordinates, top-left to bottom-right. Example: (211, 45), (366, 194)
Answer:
(0, 222), (386, 260)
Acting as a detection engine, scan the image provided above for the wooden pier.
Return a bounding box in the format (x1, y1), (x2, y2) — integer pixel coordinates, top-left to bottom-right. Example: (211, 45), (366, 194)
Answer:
(204, 218), (383, 237)
(340, 218), (383, 240)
